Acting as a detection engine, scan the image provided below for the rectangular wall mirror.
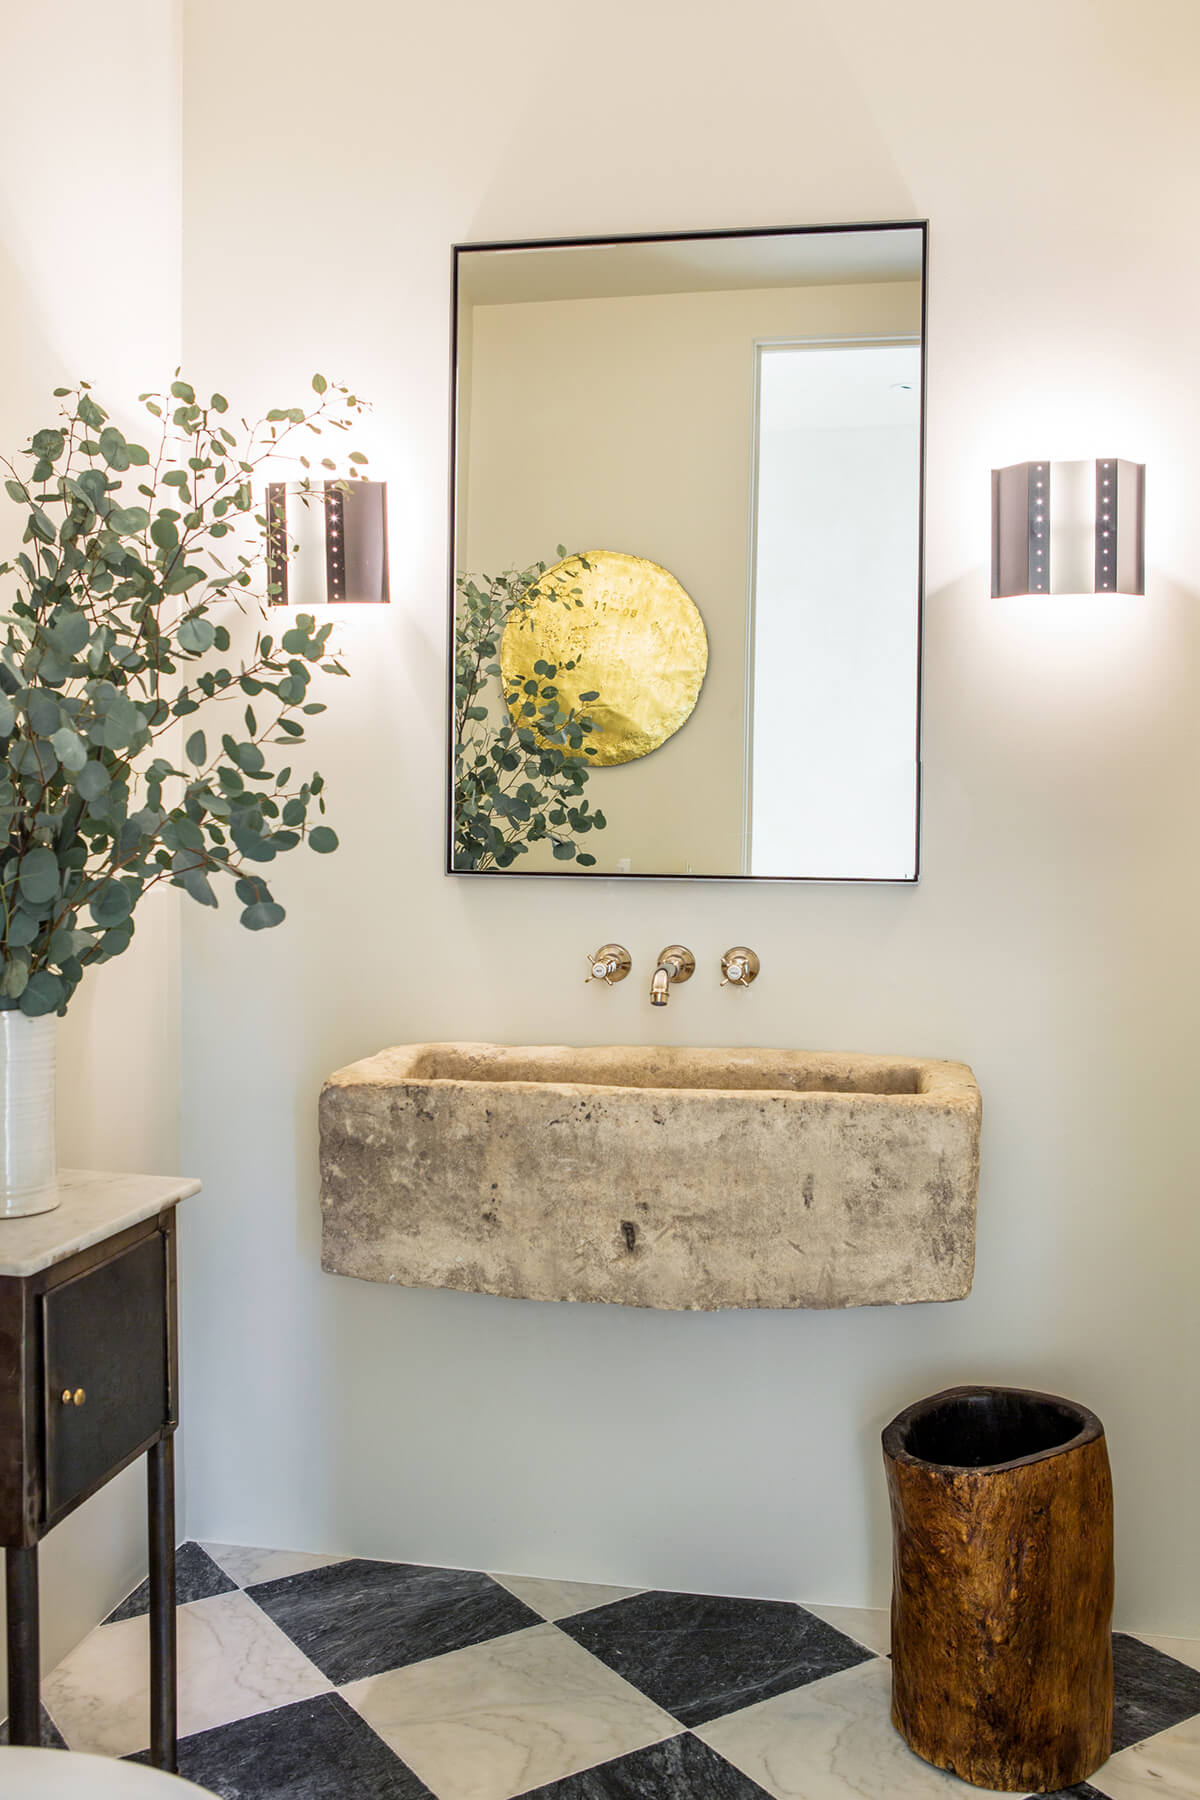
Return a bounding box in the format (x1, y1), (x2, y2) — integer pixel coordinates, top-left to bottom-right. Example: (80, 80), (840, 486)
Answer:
(448, 220), (926, 881)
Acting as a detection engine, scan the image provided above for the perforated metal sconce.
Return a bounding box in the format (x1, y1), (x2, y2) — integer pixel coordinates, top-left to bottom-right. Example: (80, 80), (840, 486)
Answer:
(266, 479), (390, 606)
(991, 460), (1145, 597)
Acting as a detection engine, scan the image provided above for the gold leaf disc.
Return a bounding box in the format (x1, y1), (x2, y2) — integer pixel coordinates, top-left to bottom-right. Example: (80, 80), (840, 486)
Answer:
(500, 550), (708, 766)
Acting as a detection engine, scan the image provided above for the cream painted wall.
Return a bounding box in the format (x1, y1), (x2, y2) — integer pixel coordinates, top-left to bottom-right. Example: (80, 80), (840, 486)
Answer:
(461, 280), (920, 874)
(179, 0), (1200, 1631)
(0, 0), (183, 1702)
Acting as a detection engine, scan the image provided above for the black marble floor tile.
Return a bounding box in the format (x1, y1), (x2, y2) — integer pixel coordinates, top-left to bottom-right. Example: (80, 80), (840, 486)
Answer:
(558, 1590), (874, 1729)
(0, 1705), (67, 1748)
(129, 1693), (431, 1798)
(247, 1557), (543, 1685)
(1111, 1631), (1200, 1752)
(520, 1731), (773, 1797)
(104, 1539), (237, 1623)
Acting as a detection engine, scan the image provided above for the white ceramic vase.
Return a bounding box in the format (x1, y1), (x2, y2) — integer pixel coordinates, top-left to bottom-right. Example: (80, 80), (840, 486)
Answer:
(0, 1010), (58, 1218)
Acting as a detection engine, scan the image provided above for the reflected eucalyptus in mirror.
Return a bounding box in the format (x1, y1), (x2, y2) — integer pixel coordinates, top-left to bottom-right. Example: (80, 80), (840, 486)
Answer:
(453, 550), (607, 869)
(449, 220), (927, 881)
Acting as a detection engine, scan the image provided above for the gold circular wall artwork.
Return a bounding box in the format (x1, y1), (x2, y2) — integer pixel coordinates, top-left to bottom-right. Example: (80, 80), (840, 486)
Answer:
(500, 550), (708, 766)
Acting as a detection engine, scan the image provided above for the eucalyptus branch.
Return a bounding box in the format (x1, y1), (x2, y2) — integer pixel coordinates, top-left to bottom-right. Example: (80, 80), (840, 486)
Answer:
(0, 374), (361, 1015)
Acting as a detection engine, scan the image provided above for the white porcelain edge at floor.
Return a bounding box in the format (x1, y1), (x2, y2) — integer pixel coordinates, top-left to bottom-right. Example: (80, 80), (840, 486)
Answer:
(0, 1747), (211, 1794)
(0, 1011), (57, 1218)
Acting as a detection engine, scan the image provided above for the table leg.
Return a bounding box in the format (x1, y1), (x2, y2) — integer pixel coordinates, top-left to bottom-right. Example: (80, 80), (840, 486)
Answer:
(147, 1436), (177, 1771)
(5, 1543), (40, 1746)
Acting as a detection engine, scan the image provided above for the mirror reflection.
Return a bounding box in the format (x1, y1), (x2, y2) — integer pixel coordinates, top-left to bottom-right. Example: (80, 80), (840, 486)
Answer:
(450, 223), (925, 881)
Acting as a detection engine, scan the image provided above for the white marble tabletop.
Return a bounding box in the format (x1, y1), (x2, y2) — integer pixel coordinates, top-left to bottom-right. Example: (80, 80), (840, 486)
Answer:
(0, 1746), (213, 1793)
(0, 1171), (202, 1279)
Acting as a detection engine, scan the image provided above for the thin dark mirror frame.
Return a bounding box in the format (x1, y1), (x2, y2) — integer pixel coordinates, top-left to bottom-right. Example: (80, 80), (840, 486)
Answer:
(446, 218), (928, 883)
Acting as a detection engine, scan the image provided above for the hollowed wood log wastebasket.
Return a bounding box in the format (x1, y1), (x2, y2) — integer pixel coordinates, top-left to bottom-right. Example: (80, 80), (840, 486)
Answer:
(883, 1385), (1113, 1793)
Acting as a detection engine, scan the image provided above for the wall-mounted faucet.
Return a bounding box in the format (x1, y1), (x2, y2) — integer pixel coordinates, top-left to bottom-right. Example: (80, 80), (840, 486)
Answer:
(650, 944), (695, 1007)
(720, 946), (761, 989)
(586, 944), (632, 986)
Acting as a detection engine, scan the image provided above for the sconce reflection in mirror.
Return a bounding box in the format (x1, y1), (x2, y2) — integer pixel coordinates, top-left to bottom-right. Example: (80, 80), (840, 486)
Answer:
(266, 479), (390, 605)
(991, 460), (1144, 598)
(453, 549), (708, 871)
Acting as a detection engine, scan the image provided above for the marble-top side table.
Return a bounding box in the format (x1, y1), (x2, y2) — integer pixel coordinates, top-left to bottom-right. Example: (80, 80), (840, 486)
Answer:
(0, 1172), (201, 1772)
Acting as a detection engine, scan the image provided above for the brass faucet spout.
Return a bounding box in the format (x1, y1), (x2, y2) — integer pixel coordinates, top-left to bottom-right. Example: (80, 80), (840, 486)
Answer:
(649, 945), (694, 1006)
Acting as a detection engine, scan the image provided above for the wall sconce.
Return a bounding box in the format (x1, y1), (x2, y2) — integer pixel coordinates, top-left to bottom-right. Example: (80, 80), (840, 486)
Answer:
(991, 460), (1145, 597)
(266, 479), (390, 605)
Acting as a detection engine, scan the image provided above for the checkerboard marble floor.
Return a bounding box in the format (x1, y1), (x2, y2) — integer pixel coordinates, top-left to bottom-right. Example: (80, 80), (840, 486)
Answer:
(8, 1541), (1200, 1798)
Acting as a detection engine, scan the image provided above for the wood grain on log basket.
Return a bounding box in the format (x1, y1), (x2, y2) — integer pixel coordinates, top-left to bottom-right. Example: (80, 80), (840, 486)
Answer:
(883, 1385), (1113, 1793)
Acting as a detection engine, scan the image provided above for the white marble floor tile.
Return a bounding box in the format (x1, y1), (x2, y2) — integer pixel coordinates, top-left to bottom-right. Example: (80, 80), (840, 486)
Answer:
(487, 1573), (644, 1622)
(42, 1590), (330, 1757)
(1099, 1709), (1200, 1798)
(1134, 1633), (1200, 1677)
(340, 1621), (678, 1800)
(696, 1657), (1013, 1800)
(802, 1605), (891, 1658)
(200, 1542), (347, 1587)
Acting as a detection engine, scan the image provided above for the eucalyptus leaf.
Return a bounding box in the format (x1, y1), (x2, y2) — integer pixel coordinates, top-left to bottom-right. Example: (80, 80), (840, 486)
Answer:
(48, 926), (90, 963)
(178, 616), (216, 655)
(96, 695), (143, 750)
(178, 866), (218, 908)
(6, 912), (42, 948)
(107, 505), (150, 534)
(26, 689), (61, 735)
(75, 761), (111, 801)
(50, 727), (88, 772)
(231, 824), (276, 863)
(0, 956), (30, 999)
(47, 608), (91, 656)
(98, 427), (131, 470)
(88, 881), (133, 928)
(240, 900), (286, 930)
(97, 921), (134, 960)
(17, 847), (60, 905)
(19, 969), (65, 1016)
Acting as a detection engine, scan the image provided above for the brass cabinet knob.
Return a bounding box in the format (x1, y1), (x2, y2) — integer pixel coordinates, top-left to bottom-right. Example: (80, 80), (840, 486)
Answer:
(60, 1387), (86, 1407)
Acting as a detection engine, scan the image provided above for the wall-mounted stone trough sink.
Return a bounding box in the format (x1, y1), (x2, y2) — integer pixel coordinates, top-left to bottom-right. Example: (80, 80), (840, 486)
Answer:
(320, 1044), (981, 1310)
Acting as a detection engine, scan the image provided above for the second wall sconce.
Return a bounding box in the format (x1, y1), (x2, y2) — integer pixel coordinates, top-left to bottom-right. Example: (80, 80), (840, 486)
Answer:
(991, 459), (1144, 598)
(266, 479), (390, 606)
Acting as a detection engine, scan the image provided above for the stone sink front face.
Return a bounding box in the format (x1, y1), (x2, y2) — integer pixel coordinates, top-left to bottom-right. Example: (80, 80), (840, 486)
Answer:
(322, 1044), (985, 1310)
(319, 1044), (981, 1311)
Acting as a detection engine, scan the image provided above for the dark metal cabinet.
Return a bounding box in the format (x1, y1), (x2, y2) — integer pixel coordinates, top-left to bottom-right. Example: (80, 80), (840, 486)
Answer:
(43, 1233), (169, 1523)
(1, 1204), (180, 1770)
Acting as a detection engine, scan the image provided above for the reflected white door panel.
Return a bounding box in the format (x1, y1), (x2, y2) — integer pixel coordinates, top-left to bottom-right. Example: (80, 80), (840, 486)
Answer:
(749, 341), (921, 879)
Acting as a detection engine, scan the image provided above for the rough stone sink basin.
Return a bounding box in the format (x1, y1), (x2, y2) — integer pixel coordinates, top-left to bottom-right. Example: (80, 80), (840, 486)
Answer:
(320, 1043), (981, 1310)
